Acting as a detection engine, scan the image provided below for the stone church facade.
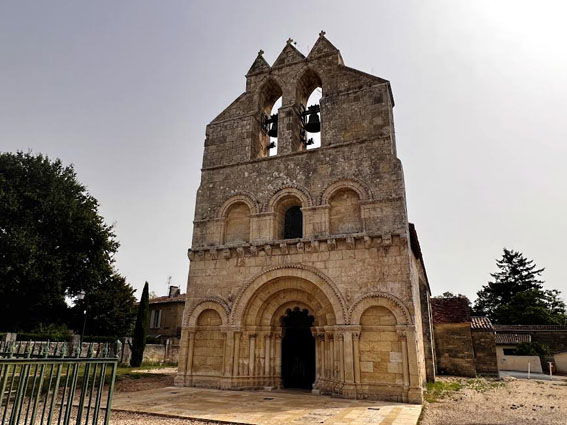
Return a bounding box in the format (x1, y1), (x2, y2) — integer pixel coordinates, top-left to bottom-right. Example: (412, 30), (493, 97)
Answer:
(176, 33), (434, 404)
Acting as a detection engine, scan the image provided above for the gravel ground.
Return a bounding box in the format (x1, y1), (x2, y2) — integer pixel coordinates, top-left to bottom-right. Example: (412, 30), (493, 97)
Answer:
(420, 377), (567, 425)
(110, 411), (224, 425)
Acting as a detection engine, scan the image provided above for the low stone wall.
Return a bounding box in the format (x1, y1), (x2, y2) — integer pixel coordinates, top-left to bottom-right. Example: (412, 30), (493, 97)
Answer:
(433, 323), (476, 377)
(471, 330), (498, 375)
(553, 352), (567, 374)
(498, 354), (542, 373)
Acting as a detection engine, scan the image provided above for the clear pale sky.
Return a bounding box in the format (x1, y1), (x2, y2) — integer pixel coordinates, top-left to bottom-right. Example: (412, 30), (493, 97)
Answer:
(2, 1), (566, 301)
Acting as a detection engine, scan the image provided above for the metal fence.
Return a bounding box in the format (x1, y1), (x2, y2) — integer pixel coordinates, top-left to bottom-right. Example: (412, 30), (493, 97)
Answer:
(0, 343), (118, 425)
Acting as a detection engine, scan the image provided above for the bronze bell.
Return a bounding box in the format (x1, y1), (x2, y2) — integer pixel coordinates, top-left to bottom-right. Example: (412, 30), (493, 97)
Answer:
(268, 114), (278, 138)
(304, 110), (320, 133)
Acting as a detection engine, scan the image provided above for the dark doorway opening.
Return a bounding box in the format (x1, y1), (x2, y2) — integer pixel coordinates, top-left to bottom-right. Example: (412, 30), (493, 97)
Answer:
(281, 307), (315, 389)
(283, 206), (303, 239)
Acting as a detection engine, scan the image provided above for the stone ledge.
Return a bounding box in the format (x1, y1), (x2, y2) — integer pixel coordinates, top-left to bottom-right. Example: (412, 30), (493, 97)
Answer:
(187, 232), (406, 261)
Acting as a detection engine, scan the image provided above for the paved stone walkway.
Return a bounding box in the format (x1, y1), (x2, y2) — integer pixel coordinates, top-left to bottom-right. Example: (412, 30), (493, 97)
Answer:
(112, 386), (422, 425)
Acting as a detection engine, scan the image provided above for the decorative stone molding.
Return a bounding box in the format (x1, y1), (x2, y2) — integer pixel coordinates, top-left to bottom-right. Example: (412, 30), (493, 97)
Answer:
(229, 263), (348, 325)
(265, 184), (314, 212)
(319, 178), (372, 205)
(187, 233), (405, 262)
(217, 192), (260, 218)
(348, 291), (413, 325)
(185, 297), (231, 327)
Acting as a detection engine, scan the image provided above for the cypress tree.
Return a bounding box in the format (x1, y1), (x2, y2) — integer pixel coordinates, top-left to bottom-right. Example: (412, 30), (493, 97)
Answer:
(130, 282), (149, 367)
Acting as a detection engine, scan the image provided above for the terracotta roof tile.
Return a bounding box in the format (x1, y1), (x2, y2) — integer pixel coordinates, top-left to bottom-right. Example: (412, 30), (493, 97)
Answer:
(471, 316), (494, 331)
(495, 333), (531, 344)
(148, 294), (186, 304)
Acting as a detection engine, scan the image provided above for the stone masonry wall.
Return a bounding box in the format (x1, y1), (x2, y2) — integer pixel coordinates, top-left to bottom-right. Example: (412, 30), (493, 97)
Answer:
(433, 323), (476, 377)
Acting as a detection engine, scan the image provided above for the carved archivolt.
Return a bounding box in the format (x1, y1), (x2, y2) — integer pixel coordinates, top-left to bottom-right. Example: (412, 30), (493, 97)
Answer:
(218, 193), (259, 219)
(229, 264), (347, 325)
(348, 291), (412, 325)
(265, 184), (313, 212)
(320, 178), (372, 205)
(185, 297), (230, 327)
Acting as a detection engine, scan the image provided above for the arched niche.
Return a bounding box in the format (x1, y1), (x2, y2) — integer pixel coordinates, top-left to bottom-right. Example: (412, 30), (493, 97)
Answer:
(329, 188), (362, 234)
(224, 202), (251, 244)
(192, 309), (225, 376)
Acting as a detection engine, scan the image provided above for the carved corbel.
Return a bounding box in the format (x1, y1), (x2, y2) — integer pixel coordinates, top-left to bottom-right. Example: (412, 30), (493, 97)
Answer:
(345, 236), (355, 250)
(187, 249), (195, 261)
(263, 244), (272, 256)
(249, 245), (258, 256)
(296, 242), (304, 252)
(209, 247), (218, 260)
(327, 239), (337, 251)
(363, 235), (373, 249)
(222, 249), (231, 260)
(280, 243), (288, 254)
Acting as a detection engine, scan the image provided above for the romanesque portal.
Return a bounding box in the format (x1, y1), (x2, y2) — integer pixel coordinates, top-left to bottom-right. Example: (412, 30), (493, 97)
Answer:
(176, 33), (434, 403)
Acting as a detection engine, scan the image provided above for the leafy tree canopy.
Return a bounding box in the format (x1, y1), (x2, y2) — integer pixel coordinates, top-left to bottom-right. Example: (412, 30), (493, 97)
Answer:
(474, 249), (566, 325)
(0, 151), (135, 335)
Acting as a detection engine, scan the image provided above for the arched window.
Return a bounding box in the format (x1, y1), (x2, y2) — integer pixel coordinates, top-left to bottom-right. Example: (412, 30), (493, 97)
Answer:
(267, 96), (282, 157)
(303, 88), (322, 149)
(296, 69), (323, 150)
(284, 206), (303, 239)
(274, 196), (303, 239)
(329, 188), (362, 234)
(224, 202), (251, 244)
(258, 79), (283, 158)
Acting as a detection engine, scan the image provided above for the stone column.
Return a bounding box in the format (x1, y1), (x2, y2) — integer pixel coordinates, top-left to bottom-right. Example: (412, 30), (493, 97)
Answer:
(402, 327), (423, 403)
(186, 331), (196, 386)
(248, 333), (256, 378)
(353, 331), (361, 384)
(264, 333), (271, 377)
(338, 333), (345, 382)
(274, 332), (282, 387)
(223, 330), (235, 377)
(342, 331), (355, 383)
(232, 332), (241, 377)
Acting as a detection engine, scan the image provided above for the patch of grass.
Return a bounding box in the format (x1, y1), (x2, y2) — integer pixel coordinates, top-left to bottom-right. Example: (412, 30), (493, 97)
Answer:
(424, 377), (505, 403)
(424, 380), (463, 402)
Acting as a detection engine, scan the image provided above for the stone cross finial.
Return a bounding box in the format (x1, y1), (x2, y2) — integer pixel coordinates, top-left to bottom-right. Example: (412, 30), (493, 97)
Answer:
(258, 49), (264, 56)
(286, 38), (294, 45)
(319, 30), (326, 37)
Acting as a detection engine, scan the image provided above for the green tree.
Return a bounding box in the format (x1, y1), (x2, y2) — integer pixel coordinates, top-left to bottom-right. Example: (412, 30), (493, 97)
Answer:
(474, 249), (566, 324)
(0, 152), (132, 332)
(130, 282), (149, 367)
(71, 274), (136, 337)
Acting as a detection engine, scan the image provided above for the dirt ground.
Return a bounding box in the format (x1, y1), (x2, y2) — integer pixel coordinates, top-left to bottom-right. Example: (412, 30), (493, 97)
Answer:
(420, 377), (567, 425)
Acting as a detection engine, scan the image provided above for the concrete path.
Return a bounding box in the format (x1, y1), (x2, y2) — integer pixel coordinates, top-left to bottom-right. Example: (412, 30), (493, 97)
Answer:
(112, 386), (422, 425)
(500, 370), (567, 381)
